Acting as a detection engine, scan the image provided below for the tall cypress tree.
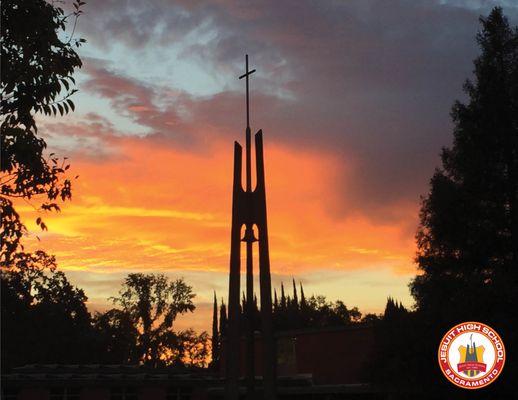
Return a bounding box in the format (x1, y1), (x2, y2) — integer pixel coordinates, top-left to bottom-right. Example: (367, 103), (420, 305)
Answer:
(383, 297), (395, 320)
(292, 278), (298, 308)
(241, 292), (246, 315)
(211, 291), (219, 366)
(280, 282), (287, 310)
(410, 7), (518, 327)
(299, 282), (306, 309)
(219, 300), (227, 338)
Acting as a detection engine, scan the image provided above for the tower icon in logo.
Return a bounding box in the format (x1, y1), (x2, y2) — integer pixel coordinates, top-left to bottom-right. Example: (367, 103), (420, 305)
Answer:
(438, 322), (505, 389)
(457, 334), (486, 377)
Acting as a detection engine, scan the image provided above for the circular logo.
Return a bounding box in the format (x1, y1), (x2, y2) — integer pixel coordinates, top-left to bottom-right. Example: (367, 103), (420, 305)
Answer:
(438, 322), (505, 389)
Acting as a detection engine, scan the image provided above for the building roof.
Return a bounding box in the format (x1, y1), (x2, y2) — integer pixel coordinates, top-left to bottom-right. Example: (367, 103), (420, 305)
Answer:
(275, 323), (376, 337)
(2, 364), (219, 385)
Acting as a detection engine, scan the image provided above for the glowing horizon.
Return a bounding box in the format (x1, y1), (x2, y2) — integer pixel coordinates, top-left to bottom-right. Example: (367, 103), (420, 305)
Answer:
(17, 0), (518, 334)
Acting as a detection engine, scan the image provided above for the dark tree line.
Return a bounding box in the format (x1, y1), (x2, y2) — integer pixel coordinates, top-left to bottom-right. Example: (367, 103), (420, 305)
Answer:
(1, 253), (94, 369)
(219, 279), (379, 333)
(1, 270), (210, 372)
(210, 280), (382, 368)
(271, 280), (370, 330)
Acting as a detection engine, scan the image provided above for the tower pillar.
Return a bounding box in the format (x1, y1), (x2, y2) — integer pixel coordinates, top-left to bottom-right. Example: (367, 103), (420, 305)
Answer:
(225, 55), (277, 400)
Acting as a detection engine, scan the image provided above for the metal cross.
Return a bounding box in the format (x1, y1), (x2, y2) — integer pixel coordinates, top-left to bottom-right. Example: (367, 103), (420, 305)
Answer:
(239, 54), (256, 128)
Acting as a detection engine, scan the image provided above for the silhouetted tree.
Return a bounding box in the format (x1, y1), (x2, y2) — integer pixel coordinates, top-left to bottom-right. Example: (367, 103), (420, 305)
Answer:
(299, 282), (306, 310)
(291, 278), (298, 307)
(179, 329), (211, 368)
(369, 297), (415, 391)
(1, 258), (94, 370)
(411, 6), (518, 327)
(376, 8), (518, 396)
(219, 299), (227, 337)
(0, 0), (90, 374)
(360, 313), (382, 324)
(409, 11), (518, 393)
(270, 283), (367, 331)
(1, 0), (85, 266)
(210, 291), (219, 368)
(110, 273), (195, 367)
(241, 291), (246, 313)
(280, 282), (287, 310)
(92, 309), (139, 364)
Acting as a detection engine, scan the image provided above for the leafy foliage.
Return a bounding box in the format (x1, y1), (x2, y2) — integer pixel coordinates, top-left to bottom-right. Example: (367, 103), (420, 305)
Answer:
(273, 281), (372, 330)
(178, 329), (211, 368)
(2, 269), (208, 370)
(92, 309), (140, 364)
(110, 273), (197, 367)
(1, 259), (94, 370)
(217, 281), (380, 342)
(1, 0), (85, 265)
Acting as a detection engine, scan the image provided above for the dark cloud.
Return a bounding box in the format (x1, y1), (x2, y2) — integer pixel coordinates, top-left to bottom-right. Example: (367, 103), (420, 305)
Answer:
(80, 59), (285, 151)
(75, 0), (518, 221)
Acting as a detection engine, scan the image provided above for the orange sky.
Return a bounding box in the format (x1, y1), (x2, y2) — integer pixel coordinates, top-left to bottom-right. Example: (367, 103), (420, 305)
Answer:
(15, 0), (503, 333)
(19, 118), (418, 333)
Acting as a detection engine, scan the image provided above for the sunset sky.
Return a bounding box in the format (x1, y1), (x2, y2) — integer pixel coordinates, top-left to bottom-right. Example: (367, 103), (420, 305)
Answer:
(22, 0), (518, 333)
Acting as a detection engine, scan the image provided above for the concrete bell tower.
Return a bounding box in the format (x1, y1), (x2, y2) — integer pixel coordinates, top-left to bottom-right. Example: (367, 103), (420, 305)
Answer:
(225, 55), (277, 400)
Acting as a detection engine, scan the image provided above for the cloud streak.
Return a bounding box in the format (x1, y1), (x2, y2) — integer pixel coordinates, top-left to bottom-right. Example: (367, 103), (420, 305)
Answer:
(28, 0), (518, 331)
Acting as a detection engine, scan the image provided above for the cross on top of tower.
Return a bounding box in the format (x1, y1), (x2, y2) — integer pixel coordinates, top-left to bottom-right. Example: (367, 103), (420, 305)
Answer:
(238, 54), (256, 129)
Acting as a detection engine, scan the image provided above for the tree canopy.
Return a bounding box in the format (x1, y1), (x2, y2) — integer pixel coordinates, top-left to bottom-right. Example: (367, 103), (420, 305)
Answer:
(215, 281), (380, 341)
(2, 269), (209, 371)
(0, 0), (93, 373)
(391, 7), (518, 395)
(411, 7), (518, 325)
(1, 258), (94, 369)
(1, 0), (85, 266)
(110, 273), (197, 367)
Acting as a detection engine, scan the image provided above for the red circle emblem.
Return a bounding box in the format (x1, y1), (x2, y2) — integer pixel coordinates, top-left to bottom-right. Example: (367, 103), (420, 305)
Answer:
(438, 321), (505, 389)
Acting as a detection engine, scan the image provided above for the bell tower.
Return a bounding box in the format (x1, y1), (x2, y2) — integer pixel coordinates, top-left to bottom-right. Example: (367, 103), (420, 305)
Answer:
(226, 55), (277, 400)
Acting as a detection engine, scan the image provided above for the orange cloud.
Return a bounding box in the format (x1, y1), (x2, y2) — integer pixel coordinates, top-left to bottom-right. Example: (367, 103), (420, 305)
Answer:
(18, 129), (418, 332)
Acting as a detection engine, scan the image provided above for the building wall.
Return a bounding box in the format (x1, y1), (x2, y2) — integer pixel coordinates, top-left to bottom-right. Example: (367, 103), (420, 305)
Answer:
(293, 326), (375, 384)
(18, 388), (48, 400)
(5, 385), (210, 400)
(80, 387), (110, 400)
(220, 325), (376, 384)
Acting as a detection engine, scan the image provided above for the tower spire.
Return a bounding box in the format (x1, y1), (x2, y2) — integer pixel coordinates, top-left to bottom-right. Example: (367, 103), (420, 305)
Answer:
(227, 55), (276, 400)
(239, 54), (256, 129)
(239, 55), (257, 398)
